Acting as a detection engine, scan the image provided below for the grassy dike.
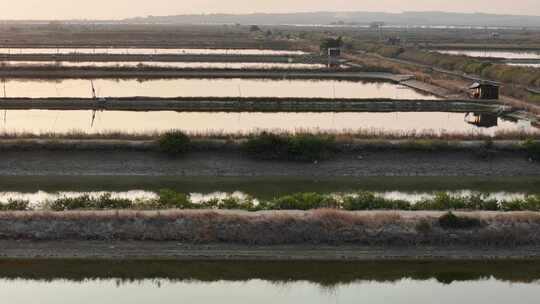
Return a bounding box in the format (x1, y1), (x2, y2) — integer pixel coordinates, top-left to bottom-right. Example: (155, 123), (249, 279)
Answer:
(1, 131), (538, 160)
(1, 209), (540, 247)
(0, 131), (537, 177)
(0, 132), (538, 252)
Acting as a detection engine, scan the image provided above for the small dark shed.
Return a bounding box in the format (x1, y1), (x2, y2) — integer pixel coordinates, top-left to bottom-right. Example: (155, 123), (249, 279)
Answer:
(327, 47), (342, 57)
(468, 82), (500, 100)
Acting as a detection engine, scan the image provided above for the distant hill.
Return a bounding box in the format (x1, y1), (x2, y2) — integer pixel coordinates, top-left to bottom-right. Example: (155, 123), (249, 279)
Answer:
(124, 11), (540, 27)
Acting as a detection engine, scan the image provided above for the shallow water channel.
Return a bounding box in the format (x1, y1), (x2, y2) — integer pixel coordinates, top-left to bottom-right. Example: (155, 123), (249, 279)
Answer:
(0, 48), (307, 55)
(508, 63), (540, 68)
(0, 61), (327, 69)
(0, 110), (533, 134)
(0, 260), (539, 304)
(1, 176), (538, 208)
(0, 78), (434, 99)
(434, 49), (540, 60)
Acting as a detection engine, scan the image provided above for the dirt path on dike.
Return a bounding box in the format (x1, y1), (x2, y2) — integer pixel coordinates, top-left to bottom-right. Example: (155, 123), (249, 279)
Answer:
(1, 241), (539, 260)
(0, 150), (537, 177)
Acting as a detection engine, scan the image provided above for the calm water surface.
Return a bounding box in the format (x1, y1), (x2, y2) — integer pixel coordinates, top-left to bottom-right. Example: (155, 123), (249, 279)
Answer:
(0, 61), (326, 69)
(0, 111), (533, 134)
(0, 78), (434, 99)
(507, 63), (540, 68)
(1, 278), (538, 304)
(436, 50), (540, 59)
(0, 48), (306, 55)
(1, 259), (539, 304)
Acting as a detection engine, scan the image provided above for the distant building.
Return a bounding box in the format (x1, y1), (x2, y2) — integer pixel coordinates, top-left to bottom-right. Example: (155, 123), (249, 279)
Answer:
(468, 82), (500, 100)
(327, 47), (342, 68)
(327, 47), (342, 57)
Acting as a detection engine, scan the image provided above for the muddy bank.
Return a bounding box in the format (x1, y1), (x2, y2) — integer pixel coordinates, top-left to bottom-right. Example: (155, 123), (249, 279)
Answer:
(0, 149), (536, 177)
(0, 97), (499, 112)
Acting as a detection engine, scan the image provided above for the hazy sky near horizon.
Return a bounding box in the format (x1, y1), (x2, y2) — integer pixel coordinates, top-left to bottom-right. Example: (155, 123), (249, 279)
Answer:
(3, 0), (540, 20)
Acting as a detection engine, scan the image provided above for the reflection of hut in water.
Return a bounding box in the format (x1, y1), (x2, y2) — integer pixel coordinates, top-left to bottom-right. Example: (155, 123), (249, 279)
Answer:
(465, 113), (498, 128)
(468, 82), (500, 100)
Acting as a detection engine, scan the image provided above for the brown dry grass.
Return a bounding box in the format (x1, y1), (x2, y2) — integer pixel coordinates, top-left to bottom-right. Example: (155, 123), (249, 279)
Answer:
(0, 128), (538, 141)
(1, 210), (539, 246)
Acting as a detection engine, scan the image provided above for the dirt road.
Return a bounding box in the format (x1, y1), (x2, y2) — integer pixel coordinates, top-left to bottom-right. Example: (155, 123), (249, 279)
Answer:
(0, 150), (537, 177)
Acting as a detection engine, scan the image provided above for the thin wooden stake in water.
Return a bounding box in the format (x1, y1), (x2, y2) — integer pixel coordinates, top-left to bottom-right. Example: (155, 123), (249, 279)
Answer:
(90, 81), (97, 127)
(3, 80), (7, 125)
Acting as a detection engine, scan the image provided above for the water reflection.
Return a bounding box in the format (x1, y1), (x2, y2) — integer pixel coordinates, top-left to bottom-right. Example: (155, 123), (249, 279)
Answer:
(0, 61), (326, 69)
(0, 110), (533, 134)
(435, 50), (540, 60)
(2, 278), (539, 304)
(0, 48), (306, 55)
(0, 260), (539, 304)
(0, 78), (435, 99)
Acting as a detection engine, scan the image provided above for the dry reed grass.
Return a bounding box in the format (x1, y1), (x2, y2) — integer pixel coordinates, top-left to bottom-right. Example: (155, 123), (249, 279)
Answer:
(1, 210), (539, 245)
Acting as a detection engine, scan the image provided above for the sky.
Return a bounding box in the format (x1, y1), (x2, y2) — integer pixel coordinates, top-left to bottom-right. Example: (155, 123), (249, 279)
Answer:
(3, 0), (540, 20)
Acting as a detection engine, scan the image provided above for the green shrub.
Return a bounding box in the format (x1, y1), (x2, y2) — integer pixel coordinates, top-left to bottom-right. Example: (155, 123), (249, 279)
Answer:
(262, 193), (339, 210)
(343, 191), (411, 210)
(241, 132), (289, 160)
(500, 195), (540, 211)
(93, 193), (132, 210)
(46, 194), (133, 211)
(320, 36), (343, 53)
(158, 130), (191, 155)
(414, 192), (465, 210)
(438, 212), (483, 230)
(523, 139), (540, 161)
(287, 134), (335, 162)
(154, 189), (193, 209)
(242, 133), (336, 162)
(214, 196), (257, 210)
(464, 193), (499, 211)
(46, 195), (93, 211)
(0, 199), (31, 211)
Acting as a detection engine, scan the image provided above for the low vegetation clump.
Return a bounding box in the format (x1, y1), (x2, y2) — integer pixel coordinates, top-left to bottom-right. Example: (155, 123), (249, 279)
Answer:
(523, 139), (540, 161)
(45, 194), (133, 211)
(157, 130), (192, 155)
(0, 199), (31, 211)
(320, 36), (344, 53)
(413, 193), (500, 211)
(260, 193), (340, 210)
(241, 132), (336, 162)
(438, 212), (484, 230)
(5, 191), (540, 212)
(342, 191), (410, 210)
